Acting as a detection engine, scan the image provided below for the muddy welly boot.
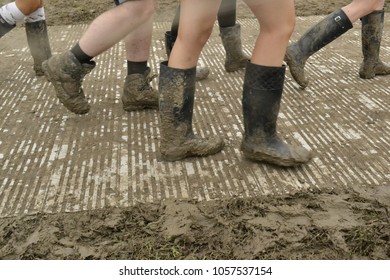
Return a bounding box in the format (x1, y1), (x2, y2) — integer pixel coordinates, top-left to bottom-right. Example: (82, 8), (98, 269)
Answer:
(359, 9), (390, 79)
(158, 61), (224, 161)
(0, 14), (15, 37)
(241, 62), (311, 167)
(25, 20), (52, 76)
(219, 24), (249, 72)
(42, 51), (95, 114)
(164, 31), (209, 81)
(122, 67), (158, 111)
(285, 9), (353, 88)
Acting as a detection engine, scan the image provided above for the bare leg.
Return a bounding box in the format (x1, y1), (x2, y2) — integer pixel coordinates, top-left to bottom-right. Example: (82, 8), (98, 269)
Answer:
(79, 0), (154, 57)
(168, 0), (221, 69)
(244, 0), (295, 66)
(15, 0), (42, 15)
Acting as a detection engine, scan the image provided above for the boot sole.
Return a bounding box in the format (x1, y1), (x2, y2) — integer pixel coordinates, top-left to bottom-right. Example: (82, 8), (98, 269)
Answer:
(123, 104), (158, 112)
(161, 141), (224, 162)
(242, 150), (307, 167)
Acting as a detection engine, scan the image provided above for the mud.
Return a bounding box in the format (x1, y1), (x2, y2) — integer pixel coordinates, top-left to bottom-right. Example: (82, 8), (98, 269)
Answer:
(37, 0), (389, 25)
(0, 0), (390, 260)
(1, 188), (389, 259)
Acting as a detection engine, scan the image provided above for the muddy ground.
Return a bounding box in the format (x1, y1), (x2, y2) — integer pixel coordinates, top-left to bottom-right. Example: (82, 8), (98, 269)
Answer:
(40, 0), (390, 25)
(0, 0), (390, 260)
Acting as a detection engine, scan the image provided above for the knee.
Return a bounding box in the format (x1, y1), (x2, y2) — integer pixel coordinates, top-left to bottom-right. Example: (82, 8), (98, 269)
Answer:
(121, 0), (155, 21)
(178, 25), (213, 51)
(273, 17), (296, 43)
(16, 0), (42, 15)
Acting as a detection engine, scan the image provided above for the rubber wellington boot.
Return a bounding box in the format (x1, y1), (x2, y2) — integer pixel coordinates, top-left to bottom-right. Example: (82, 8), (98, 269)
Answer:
(164, 31), (209, 81)
(219, 24), (249, 72)
(25, 20), (52, 76)
(122, 67), (158, 111)
(241, 62), (311, 167)
(359, 9), (390, 79)
(0, 14), (15, 37)
(42, 51), (95, 114)
(285, 9), (353, 89)
(158, 61), (224, 161)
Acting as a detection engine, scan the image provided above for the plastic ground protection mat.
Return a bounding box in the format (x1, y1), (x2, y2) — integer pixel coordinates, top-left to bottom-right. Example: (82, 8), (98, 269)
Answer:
(0, 17), (389, 217)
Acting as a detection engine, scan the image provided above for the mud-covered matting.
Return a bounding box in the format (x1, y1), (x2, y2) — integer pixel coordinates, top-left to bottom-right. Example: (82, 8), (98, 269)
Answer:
(0, 17), (389, 218)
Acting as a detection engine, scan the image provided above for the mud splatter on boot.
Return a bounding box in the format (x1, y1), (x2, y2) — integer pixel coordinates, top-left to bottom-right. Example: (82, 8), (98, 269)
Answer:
(285, 9), (352, 89)
(25, 20), (52, 76)
(122, 67), (158, 111)
(359, 9), (390, 79)
(42, 51), (95, 114)
(219, 24), (249, 72)
(241, 62), (311, 167)
(164, 31), (209, 81)
(159, 61), (224, 161)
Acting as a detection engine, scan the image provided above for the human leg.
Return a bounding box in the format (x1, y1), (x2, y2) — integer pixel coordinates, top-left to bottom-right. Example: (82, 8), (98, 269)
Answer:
(1, 0), (43, 37)
(42, 0), (155, 114)
(218, 0), (249, 72)
(24, 0), (52, 76)
(112, 0), (157, 111)
(0, 0), (50, 75)
(121, 11), (158, 111)
(285, 0), (383, 88)
(164, 4), (209, 81)
(358, 1), (390, 79)
(158, 0), (224, 161)
(241, 0), (311, 167)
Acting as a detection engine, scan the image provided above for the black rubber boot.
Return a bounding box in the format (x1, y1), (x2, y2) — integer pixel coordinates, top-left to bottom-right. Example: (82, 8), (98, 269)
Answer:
(0, 14), (15, 38)
(219, 24), (249, 72)
(164, 31), (209, 81)
(158, 61), (224, 161)
(241, 62), (312, 167)
(359, 9), (390, 79)
(25, 20), (52, 76)
(285, 9), (353, 88)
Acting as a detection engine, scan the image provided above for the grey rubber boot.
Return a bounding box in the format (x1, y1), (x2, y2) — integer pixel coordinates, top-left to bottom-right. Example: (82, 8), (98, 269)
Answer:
(164, 31), (209, 81)
(25, 20), (52, 76)
(241, 62), (311, 167)
(158, 61), (224, 161)
(42, 51), (95, 114)
(219, 24), (249, 72)
(285, 9), (353, 89)
(122, 67), (158, 111)
(0, 14), (15, 38)
(359, 9), (390, 79)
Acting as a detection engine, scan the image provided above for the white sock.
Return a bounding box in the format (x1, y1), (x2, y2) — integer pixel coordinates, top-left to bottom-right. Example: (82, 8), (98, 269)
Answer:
(25, 7), (46, 23)
(0, 2), (26, 25)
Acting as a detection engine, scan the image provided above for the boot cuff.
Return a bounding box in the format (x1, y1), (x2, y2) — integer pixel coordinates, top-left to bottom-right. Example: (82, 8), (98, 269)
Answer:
(159, 61), (196, 87)
(360, 9), (384, 23)
(244, 62), (285, 91)
(334, 9), (353, 30)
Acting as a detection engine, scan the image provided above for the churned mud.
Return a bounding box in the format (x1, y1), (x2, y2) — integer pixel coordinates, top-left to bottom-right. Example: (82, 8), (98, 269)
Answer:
(0, 188), (389, 259)
(0, 0), (389, 260)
